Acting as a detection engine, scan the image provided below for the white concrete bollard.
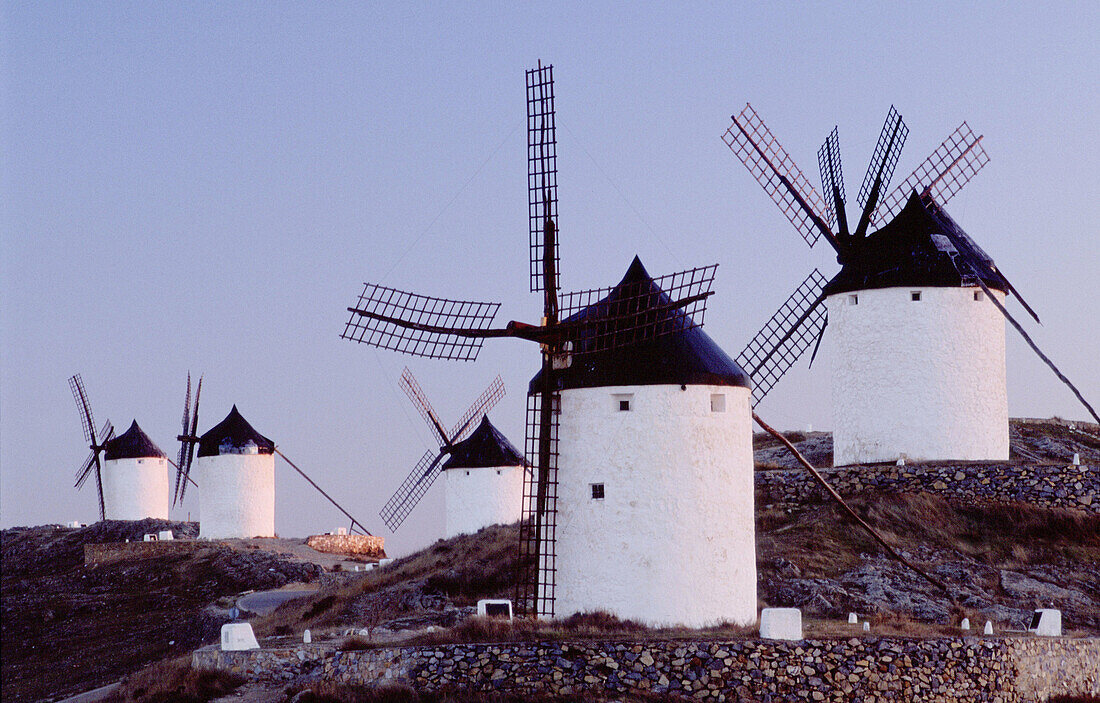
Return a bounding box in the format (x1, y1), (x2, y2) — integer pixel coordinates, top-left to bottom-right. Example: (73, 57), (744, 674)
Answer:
(984, 621), (994, 635)
(896, 456), (906, 466)
(961, 618), (970, 630)
(862, 622), (870, 632)
(143, 533), (157, 542)
(220, 623), (260, 651)
(158, 530), (174, 541)
(848, 612), (858, 624)
(303, 629), (311, 644)
(759, 608), (802, 640)
(477, 599), (513, 620)
(1028, 609), (1062, 636)
(1072, 453), (1080, 466)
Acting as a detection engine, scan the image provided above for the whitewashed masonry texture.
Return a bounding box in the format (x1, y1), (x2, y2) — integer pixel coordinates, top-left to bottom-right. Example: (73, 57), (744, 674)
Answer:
(828, 285), (1008, 466)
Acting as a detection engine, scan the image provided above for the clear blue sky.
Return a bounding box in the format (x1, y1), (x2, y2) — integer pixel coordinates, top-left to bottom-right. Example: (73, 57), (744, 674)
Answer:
(3, 2), (1097, 556)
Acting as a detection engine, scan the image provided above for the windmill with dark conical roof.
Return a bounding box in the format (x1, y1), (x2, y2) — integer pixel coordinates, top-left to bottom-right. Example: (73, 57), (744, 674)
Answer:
(724, 105), (1098, 465)
(377, 367), (525, 539)
(340, 62), (746, 624)
(173, 374), (374, 539)
(68, 374), (171, 521)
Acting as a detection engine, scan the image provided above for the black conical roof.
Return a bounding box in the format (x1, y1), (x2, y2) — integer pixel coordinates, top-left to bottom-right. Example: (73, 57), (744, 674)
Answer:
(824, 192), (1012, 296)
(197, 405), (275, 457)
(104, 420), (167, 461)
(441, 416), (525, 470)
(530, 257), (750, 392)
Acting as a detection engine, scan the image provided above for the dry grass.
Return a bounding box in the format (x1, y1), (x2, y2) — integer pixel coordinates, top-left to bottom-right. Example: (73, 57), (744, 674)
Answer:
(254, 523), (522, 638)
(757, 491), (1100, 579)
(257, 493), (1099, 647)
(107, 657), (243, 703)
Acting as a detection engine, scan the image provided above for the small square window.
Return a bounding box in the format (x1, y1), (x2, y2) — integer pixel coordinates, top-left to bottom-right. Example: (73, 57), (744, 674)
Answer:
(911, 291), (922, 301)
(710, 393), (726, 412)
(551, 395), (561, 414)
(613, 393), (633, 412)
(974, 291), (984, 301)
(590, 483), (605, 500)
(848, 294), (858, 305)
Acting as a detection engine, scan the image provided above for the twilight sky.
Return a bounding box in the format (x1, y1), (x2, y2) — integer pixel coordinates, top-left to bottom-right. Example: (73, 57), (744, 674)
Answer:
(2, 2), (1097, 557)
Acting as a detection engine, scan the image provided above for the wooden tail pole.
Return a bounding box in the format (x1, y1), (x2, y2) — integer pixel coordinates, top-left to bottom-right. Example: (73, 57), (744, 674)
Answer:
(275, 448), (373, 536)
(752, 412), (953, 598)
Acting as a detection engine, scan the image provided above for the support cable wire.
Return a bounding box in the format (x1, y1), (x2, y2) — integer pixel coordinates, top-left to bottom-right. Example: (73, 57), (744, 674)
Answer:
(380, 120), (522, 284)
(752, 412), (953, 599)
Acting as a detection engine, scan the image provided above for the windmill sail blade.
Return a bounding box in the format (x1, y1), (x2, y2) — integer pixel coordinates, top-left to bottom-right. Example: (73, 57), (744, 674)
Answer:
(817, 127), (847, 236)
(68, 374), (96, 444)
(178, 376), (202, 503)
(516, 387), (559, 619)
(527, 62), (559, 294)
(724, 104), (835, 249)
(174, 373), (192, 503)
(378, 449), (447, 532)
(735, 269), (830, 404)
(856, 106), (908, 215)
(342, 283), (502, 362)
(93, 453), (106, 521)
(874, 121), (989, 225)
(75, 451), (96, 488)
(449, 375), (506, 443)
(399, 367), (449, 444)
(556, 264), (718, 355)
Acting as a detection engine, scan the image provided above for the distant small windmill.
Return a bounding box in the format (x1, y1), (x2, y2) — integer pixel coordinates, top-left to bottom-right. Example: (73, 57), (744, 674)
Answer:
(341, 62), (721, 619)
(172, 372), (374, 538)
(378, 366), (506, 532)
(68, 374), (172, 521)
(724, 104), (1098, 464)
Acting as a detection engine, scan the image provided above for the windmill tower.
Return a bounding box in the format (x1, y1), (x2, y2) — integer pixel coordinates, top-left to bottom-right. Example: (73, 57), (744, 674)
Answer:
(441, 417), (526, 539)
(377, 367), (522, 539)
(177, 395), (276, 539)
(724, 106), (1050, 465)
(342, 62), (754, 626)
(531, 256), (755, 626)
(68, 374), (170, 521)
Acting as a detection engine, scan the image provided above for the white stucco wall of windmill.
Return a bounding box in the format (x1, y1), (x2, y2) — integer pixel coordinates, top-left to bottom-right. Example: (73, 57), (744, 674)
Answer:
(827, 285), (1008, 466)
(196, 453), (276, 539)
(443, 464), (527, 539)
(546, 383), (756, 628)
(102, 457), (170, 520)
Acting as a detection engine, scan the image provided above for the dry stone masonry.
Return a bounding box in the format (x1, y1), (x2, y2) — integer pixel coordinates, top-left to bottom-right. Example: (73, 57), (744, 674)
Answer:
(305, 534), (386, 558)
(756, 462), (1098, 514)
(195, 636), (1100, 701)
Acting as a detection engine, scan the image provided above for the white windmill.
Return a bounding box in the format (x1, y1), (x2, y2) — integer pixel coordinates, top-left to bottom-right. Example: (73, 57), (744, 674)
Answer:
(341, 63), (755, 627)
(724, 105), (1098, 465)
(68, 374), (171, 521)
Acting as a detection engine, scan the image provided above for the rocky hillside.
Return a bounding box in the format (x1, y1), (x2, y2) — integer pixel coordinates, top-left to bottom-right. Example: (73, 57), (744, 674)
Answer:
(0, 519), (321, 703)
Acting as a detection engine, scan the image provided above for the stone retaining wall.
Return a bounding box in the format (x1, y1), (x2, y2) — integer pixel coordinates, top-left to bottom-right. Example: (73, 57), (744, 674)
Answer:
(756, 462), (1097, 514)
(194, 636), (1100, 702)
(305, 534), (386, 558)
